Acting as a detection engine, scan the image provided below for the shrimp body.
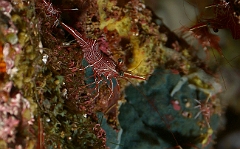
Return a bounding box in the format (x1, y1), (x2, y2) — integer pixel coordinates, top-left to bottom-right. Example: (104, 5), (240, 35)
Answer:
(60, 22), (120, 79)
(60, 22), (145, 103)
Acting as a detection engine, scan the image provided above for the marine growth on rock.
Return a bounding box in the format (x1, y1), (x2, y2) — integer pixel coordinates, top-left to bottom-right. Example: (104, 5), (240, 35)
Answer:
(1, 0), (239, 149)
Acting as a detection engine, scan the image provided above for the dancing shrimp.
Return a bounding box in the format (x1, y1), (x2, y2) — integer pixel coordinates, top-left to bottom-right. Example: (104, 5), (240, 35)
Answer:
(60, 22), (146, 101)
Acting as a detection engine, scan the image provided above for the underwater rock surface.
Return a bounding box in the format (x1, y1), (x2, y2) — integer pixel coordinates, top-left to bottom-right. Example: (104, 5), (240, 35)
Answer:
(0, 0), (227, 148)
(118, 68), (220, 149)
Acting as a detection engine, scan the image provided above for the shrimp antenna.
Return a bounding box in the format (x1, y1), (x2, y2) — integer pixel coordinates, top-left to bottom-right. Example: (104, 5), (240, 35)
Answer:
(127, 60), (143, 72)
(229, 54), (240, 63)
(104, 103), (117, 114)
(210, 48), (227, 91)
(62, 8), (79, 11)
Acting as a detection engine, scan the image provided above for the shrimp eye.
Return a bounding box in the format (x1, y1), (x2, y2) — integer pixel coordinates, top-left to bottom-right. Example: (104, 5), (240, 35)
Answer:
(118, 58), (123, 65)
(118, 71), (124, 76)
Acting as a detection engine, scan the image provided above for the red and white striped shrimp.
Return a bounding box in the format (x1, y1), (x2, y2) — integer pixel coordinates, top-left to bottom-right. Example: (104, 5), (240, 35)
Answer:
(194, 93), (212, 128)
(42, 0), (60, 18)
(37, 0), (60, 27)
(60, 22), (146, 101)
